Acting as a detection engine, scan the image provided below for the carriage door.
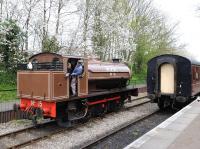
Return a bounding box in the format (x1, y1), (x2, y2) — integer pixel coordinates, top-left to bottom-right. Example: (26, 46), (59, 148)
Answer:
(160, 63), (175, 94)
(78, 59), (88, 96)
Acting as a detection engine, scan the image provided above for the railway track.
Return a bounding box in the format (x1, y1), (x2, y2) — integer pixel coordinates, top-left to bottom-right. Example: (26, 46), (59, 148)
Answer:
(0, 121), (59, 149)
(0, 96), (150, 149)
(81, 109), (159, 149)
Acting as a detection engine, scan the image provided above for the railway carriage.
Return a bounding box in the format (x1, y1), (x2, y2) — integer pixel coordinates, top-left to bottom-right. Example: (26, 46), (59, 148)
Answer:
(147, 54), (200, 110)
(16, 52), (138, 126)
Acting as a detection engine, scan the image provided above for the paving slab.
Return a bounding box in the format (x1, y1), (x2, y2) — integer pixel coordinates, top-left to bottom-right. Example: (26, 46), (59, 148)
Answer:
(124, 98), (200, 149)
(0, 100), (19, 112)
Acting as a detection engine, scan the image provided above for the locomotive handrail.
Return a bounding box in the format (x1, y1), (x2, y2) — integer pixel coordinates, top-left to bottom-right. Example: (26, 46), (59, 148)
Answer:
(17, 62), (63, 71)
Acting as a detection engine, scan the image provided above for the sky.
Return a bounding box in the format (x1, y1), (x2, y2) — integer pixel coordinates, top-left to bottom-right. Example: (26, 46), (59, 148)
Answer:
(153, 0), (200, 60)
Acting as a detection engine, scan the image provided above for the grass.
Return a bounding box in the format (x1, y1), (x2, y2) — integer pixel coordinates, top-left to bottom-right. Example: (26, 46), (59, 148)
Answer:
(0, 84), (17, 102)
(0, 71), (17, 102)
(0, 83), (16, 90)
(130, 79), (146, 85)
(130, 73), (146, 85)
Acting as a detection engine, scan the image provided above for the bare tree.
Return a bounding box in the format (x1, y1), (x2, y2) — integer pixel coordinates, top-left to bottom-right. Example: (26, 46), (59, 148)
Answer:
(55, 0), (64, 35)
(23, 0), (39, 51)
(82, 0), (90, 55)
(42, 0), (47, 50)
(0, 0), (3, 21)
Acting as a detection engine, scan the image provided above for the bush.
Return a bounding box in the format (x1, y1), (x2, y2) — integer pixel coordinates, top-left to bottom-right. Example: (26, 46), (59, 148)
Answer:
(0, 71), (16, 85)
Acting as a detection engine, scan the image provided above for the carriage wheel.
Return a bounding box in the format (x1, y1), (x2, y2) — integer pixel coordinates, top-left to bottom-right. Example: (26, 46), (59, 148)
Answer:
(158, 98), (164, 110)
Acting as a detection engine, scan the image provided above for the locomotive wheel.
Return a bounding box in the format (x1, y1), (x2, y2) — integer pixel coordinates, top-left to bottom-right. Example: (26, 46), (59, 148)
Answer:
(107, 99), (124, 112)
(114, 101), (123, 112)
(158, 96), (171, 110)
(82, 110), (92, 122)
(56, 117), (72, 127)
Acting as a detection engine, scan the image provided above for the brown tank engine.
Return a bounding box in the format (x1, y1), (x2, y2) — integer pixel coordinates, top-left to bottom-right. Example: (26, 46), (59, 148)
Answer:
(17, 52), (137, 126)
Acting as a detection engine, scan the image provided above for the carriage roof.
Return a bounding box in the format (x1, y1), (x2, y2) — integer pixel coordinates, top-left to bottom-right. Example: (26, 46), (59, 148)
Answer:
(148, 54), (200, 66)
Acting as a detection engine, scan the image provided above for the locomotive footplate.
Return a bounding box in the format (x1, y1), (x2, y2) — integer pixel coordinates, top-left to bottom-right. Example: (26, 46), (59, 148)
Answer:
(68, 85), (138, 101)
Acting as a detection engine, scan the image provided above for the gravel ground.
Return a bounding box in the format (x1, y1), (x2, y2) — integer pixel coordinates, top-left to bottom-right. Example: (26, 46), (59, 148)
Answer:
(23, 100), (158, 149)
(89, 110), (174, 149)
(0, 118), (52, 136)
(0, 122), (59, 149)
(132, 93), (147, 100)
(0, 119), (33, 136)
(0, 93), (146, 136)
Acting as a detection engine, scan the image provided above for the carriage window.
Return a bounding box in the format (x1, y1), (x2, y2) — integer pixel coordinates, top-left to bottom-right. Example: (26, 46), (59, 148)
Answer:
(192, 68), (196, 80)
(198, 68), (200, 80)
(196, 72), (199, 80)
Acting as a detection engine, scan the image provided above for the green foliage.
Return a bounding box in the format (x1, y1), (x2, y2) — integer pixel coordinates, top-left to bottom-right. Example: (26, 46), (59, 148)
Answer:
(0, 19), (27, 101)
(42, 36), (61, 53)
(0, 19), (26, 73)
(128, 3), (180, 75)
(130, 73), (146, 85)
(89, 0), (181, 74)
(0, 71), (16, 85)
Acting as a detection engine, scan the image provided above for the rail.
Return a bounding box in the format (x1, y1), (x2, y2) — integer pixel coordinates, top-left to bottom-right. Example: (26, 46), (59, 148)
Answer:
(81, 110), (158, 149)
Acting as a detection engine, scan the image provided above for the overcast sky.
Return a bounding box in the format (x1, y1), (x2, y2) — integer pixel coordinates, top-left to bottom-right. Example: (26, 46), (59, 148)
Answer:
(153, 0), (200, 60)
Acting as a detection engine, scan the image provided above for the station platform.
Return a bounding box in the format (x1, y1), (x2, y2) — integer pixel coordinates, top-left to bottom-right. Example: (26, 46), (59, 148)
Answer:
(124, 97), (200, 149)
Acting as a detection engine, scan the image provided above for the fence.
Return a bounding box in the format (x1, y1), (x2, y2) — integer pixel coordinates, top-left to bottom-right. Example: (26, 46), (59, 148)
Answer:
(0, 110), (29, 123)
(0, 89), (26, 123)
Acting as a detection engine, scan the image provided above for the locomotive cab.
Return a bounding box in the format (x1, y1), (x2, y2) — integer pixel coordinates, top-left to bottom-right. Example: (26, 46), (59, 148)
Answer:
(64, 57), (88, 96)
(19, 53), (87, 96)
(17, 53), (88, 121)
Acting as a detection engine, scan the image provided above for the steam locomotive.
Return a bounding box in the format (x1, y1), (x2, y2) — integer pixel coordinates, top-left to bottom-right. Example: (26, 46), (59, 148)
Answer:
(147, 54), (200, 110)
(16, 52), (138, 126)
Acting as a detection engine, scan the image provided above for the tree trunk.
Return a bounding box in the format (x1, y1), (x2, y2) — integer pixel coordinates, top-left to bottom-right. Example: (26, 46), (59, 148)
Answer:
(55, 0), (62, 36)
(0, 0), (3, 21)
(83, 0), (90, 55)
(42, 0), (47, 51)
